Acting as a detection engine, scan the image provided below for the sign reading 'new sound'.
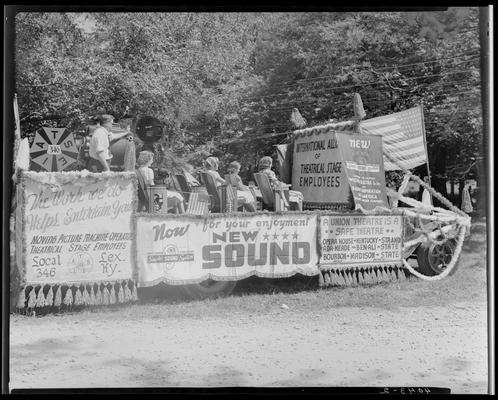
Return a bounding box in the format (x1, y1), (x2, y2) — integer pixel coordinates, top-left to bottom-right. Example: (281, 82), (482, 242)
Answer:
(136, 213), (319, 286)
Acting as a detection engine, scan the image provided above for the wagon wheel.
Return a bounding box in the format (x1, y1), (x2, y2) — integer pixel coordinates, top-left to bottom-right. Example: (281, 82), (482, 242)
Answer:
(180, 279), (237, 300)
(416, 237), (458, 276)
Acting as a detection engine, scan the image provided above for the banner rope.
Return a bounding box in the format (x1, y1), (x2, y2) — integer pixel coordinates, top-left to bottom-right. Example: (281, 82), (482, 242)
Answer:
(381, 151), (470, 281)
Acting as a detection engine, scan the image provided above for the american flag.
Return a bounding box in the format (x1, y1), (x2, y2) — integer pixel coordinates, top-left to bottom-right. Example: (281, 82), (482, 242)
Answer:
(185, 192), (210, 215)
(359, 105), (427, 171)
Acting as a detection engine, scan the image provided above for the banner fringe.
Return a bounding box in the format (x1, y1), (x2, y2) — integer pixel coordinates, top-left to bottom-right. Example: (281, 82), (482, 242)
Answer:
(102, 286), (110, 305)
(324, 271), (332, 286)
(63, 286), (73, 306)
(45, 286), (54, 307)
(81, 286), (89, 305)
(117, 283), (125, 303)
(89, 285), (96, 305)
(351, 270), (358, 286)
(35, 286), (46, 308)
(74, 287), (83, 306)
(345, 271), (352, 286)
(109, 285), (116, 305)
(54, 286), (62, 307)
(27, 287), (37, 308)
(124, 282), (132, 301)
(95, 285), (103, 305)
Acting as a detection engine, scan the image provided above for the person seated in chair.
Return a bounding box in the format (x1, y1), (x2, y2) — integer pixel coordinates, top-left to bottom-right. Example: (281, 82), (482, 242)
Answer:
(226, 161), (257, 212)
(182, 163), (201, 187)
(258, 156), (303, 211)
(204, 157), (256, 212)
(136, 151), (185, 213)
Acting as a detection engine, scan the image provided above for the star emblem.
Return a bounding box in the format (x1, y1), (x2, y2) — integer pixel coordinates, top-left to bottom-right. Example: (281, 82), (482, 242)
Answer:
(292, 232), (299, 240)
(272, 233), (279, 240)
(263, 233), (270, 241)
(282, 232), (289, 240)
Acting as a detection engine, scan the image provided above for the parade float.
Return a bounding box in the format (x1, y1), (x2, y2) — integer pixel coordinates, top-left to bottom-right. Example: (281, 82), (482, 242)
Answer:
(10, 94), (471, 309)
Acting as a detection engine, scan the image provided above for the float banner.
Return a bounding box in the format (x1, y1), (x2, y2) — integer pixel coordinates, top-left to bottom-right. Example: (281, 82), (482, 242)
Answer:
(136, 213), (319, 286)
(320, 214), (403, 268)
(20, 171), (135, 285)
(336, 132), (391, 213)
(292, 130), (350, 206)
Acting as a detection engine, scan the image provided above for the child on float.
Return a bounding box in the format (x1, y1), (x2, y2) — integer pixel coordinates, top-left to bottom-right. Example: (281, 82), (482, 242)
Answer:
(258, 156), (303, 211)
(136, 151), (185, 213)
(203, 157), (256, 212)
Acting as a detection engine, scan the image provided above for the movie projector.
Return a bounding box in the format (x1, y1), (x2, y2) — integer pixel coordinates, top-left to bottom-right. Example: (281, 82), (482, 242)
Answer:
(29, 115), (165, 172)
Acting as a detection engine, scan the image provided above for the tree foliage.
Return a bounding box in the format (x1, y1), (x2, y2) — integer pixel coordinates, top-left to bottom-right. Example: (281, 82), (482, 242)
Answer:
(15, 9), (483, 183)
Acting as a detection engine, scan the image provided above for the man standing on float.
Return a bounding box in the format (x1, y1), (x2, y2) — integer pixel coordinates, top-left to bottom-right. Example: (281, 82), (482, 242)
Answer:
(88, 114), (130, 172)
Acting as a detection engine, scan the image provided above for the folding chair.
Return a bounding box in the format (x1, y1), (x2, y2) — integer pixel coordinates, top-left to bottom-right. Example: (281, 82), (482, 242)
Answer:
(253, 172), (290, 211)
(174, 174), (192, 202)
(200, 172), (221, 213)
(135, 169), (150, 212)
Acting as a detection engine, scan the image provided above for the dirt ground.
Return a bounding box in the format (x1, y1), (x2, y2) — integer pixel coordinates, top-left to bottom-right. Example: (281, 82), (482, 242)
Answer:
(9, 299), (488, 393)
(8, 219), (490, 393)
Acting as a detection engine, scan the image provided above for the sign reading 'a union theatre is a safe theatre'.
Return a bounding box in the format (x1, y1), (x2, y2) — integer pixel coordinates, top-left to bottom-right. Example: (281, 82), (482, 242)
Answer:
(320, 214), (403, 268)
(292, 130), (350, 205)
(22, 173), (135, 284)
(136, 214), (319, 286)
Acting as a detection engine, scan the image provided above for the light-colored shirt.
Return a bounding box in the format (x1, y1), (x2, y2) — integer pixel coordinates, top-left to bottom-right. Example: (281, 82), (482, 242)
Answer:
(89, 127), (111, 160)
(205, 170), (226, 187)
(138, 166), (154, 186)
(259, 168), (280, 188)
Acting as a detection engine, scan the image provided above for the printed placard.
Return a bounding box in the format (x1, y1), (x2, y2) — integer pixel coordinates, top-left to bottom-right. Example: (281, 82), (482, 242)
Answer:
(320, 214), (403, 267)
(336, 132), (391, 213)
(136, 213), (319, 286)
(292, 131), (351, 205)
(22, 173), (135, 284)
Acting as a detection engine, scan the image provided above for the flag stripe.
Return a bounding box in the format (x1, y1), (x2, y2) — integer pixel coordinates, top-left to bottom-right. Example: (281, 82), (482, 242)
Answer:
(360, 106), (427, 171)
(385, 147), (426, 159)
(384, 136), (424, 147)
(363, 124), (402, 134)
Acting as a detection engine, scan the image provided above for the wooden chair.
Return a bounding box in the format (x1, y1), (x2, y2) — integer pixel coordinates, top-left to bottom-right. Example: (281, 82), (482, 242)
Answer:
(253, 172), (290, 211)
(224, 174), (247, 212)
(174, 174), (191, 202)
(135, 169), (150, 212)
(200, 172), (221, 212)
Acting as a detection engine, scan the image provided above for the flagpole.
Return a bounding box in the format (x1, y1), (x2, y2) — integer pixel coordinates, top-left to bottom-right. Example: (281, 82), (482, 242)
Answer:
(13, 93), (22, 172)
(420, 102), (432, 186)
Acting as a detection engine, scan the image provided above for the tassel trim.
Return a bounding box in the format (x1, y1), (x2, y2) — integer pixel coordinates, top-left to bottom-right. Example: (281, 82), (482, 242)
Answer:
(14, 280), (138, 309)
(318, 265), (408, 288)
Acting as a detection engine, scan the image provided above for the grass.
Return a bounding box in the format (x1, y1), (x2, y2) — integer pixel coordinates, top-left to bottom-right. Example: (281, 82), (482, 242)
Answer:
(11, 223), (488, 322)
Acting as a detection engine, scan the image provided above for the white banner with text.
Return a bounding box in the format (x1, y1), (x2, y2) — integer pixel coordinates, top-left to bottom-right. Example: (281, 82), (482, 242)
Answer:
(292, 130), (351, 206)
(136, 213), (319, 286)
(21, 172), (135, 285)
(320, 214), (403, 268)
